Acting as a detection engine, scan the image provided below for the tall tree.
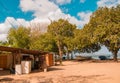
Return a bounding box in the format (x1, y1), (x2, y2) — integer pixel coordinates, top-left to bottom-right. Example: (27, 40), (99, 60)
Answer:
(30, 33), (58, 52)
(7, 26), (30, 49)
(88, 5), (120, 61)
(29, 23), (58, 52)
(73, 27), (101, 53)
(63, 37), (75, 60)
(48, 19), (76, 65)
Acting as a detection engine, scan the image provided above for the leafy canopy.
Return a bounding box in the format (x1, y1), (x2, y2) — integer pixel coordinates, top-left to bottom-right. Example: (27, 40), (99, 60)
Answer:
(7, 26), (30, 49)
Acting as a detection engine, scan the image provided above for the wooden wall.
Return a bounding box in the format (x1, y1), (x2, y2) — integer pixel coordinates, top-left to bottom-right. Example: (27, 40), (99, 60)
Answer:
(0, 54), (13, 69)
(45, 53), (54, 67)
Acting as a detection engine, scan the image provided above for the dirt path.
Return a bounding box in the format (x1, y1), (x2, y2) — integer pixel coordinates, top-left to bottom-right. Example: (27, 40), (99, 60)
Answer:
(0, 61), (120, 83)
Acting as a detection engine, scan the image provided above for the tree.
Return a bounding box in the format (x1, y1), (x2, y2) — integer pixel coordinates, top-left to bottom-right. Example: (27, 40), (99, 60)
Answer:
(29, 24), (43, 50)
(7, 26), (30, 49)
(29, 23), (48, 33)
(0, 41), (9, 46)
(87, 5), (120, 61)
(73, 27), (101, 53)
(63, 37), (75, 60)
(30, 33), (58, 52)
(29, 23), (58, 52)
(48, 19), (76, 65)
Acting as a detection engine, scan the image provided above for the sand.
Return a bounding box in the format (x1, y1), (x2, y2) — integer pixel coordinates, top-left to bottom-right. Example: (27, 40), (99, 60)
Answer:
(0, 61), (120, 83)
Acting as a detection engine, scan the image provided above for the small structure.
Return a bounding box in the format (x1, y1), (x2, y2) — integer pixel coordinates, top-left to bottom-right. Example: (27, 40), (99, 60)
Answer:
(0, 53), (12, 69)
(45, 53), (54, 67)
(0, 46), (54, 73)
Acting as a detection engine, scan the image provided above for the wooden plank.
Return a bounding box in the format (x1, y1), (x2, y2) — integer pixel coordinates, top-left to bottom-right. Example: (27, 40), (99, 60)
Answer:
(45, 54), (54, 67)
(49, 54), (54, 66)
(0, 46), (48, 55)
(0, 55), (7, 69)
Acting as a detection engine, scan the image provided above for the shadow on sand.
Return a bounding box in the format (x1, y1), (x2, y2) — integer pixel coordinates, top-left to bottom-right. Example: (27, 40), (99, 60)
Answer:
(0, 70), (10, 76)
(72, 59), (120, 63)
(0, 77), (14, 82)
(41, 74), (105, 83)
(47, 67), (64, 71)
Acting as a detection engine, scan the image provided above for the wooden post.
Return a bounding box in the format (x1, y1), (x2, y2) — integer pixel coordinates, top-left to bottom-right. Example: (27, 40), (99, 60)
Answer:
(12, 52), (16, 68)
(43, 55), (47, 72)
(16, 50), (21, 64)
(39, 55), (47, 72)
(18, 51), (21, 64)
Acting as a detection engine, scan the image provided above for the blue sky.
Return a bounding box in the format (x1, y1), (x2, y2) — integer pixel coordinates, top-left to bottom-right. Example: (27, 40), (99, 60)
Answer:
(60, 0), (97, 16)
(0, 0), (120, 54)
(0, 0), (98, 23)
(0, 0), (34, 22)
(0, 0), (119, 26)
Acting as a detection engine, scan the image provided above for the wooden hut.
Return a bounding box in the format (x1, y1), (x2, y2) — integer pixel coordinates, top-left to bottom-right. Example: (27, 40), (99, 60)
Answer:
(0, 46), (54, 71)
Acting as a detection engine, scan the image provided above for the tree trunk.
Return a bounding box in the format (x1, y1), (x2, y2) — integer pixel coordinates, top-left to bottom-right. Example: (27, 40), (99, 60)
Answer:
(66, 48), (69, 60)
(12, 53), (16, 68)
(67, 52), (69, 60)
(57, 40), (63, 65)
(71, 52), (74, 60)
(113, 50), (118, 61)
(59, 50), (63, 65)
(54, 53), (57, 65)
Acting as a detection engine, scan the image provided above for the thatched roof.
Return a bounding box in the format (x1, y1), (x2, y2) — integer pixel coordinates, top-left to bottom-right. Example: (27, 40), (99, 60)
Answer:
(0, 46), (48, 55)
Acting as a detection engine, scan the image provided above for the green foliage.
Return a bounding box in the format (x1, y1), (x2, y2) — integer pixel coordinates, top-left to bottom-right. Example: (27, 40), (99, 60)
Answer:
(30, 33), (58, 52)
(87, 5), (120, 60)
(92, 6), (120, 50)
(0, 41), (9, 46)
(7, 26), (30, 49)
(73, 27), (101, 53)
(48, 19), (76, 64)
(48, 19), (76, 38)
(6, 5), (120, 62)
(48, 19), (76, 50)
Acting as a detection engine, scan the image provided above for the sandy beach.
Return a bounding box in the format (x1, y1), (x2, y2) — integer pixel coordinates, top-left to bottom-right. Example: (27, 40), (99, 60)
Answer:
(0, 61), (120, 83)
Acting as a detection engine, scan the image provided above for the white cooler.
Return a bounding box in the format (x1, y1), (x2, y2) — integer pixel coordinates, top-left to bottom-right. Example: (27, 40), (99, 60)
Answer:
(21, 61), (31, 74)
(15, 64), (22, 75)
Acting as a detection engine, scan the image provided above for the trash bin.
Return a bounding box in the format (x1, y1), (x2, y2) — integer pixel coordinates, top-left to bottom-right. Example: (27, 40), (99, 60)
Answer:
(15, 64), (22, 75)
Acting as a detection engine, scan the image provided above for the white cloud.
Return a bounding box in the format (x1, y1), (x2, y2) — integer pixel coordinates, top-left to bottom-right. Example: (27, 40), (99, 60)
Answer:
(0, 34), (7, 41)
(77, 11), (92, 27)
(0, 0), (93, 41)
(0, 23), (11, 34)
(0, 18), (14, 41)
(12, 0), (93, 29)
(16, 19), (30, 27)
(80, 0), (85, 3)
(0, 17), (30, 41)
(20, 0), (59, 18)
(97, 0), (120, 8)
(51, 0), (71, 5)
(20, 0), (92, 27)
(4, 17), (30, 28)
(47, 9), (92, 28)
(20, 0), (72, 20)
(48, 9), (69, 20)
